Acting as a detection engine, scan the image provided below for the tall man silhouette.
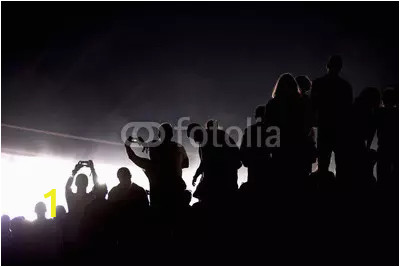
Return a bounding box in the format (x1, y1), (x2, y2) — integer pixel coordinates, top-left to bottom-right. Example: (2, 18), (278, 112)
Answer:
(311, 55), (353, 179)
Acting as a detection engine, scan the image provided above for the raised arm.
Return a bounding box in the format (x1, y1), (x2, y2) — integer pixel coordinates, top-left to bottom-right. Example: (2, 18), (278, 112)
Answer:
(65, 176), (73, 195)
(66, 163), (81, 192)
(88, 160), (98, 186)
(310, 79), (321, 127)
(192, 148), (204, 186)
(181, 146), (189, 169)
(125, 140), (153, 170)
(240, 128), (250, 167)
(65, 163), (81, 210)
(366, 123), (377, 150)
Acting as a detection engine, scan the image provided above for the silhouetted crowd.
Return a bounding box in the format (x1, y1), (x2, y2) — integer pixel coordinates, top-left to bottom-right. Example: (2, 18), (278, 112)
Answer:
(2, 56), (398, 265)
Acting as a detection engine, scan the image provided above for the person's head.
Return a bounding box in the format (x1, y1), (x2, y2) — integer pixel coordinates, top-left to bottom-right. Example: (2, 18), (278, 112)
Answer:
(159, 123), (173, 142)
(295, 75), (312, 95)
(357, 87), (381, 110)
(327, 55), (343, 74)
(75, 173), (89, 189)
(254, 105), (265, 120)
(55, 205), (67, 220)
(34, 202), (47, 220)
(272, 73), (300, 99)
(93, 184), (108, 199)
(382, 87), (397, 108)
(1, 215), (11, 231)
(117, 167), (132, 186)
(187, 123), (205, 144)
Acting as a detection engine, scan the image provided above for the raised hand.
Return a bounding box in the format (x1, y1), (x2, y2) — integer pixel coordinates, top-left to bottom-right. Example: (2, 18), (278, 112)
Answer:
(72, 163), (82, 176)
(192, 176), (198, 187)
(88, 160), (94, 169)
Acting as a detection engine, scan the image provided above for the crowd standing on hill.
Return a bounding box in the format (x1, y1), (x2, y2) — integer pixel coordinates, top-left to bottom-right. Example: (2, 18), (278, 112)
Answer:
(2, 56), (398, 265)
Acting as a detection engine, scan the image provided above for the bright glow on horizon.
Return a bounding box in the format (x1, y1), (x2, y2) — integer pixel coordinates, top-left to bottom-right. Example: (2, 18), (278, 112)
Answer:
(1, 152), (247, 221)
(1, 153), (150, 221)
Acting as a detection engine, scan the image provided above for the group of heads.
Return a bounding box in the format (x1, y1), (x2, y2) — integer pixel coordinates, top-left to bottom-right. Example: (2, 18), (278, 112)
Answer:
(273, 55), (397, 113)
(272, 73), (311, 100)
(357, 86), (397, 110)
(272, 55), (344, 99)
(32, 203), (67, 221)
(31, 166), (134, 220)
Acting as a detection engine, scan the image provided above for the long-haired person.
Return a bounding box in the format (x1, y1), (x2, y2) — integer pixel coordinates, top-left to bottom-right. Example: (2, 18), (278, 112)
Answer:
(265, 73), (309, 189)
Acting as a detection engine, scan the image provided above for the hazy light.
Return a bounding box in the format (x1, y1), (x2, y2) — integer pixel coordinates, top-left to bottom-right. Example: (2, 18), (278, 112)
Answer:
(1, 152), (247, 220)
(1, 153), (149, 221)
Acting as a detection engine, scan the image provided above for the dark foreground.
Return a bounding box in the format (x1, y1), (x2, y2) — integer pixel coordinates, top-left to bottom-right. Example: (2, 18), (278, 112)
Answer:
(2, 178), (398, 266)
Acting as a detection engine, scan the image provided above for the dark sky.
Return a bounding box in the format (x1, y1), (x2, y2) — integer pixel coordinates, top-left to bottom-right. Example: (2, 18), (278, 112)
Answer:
(2, 2), (398, 161)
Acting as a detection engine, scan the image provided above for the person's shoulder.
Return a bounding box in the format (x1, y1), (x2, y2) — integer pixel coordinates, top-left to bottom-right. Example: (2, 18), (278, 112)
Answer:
(108, 185), (121, 199)
(174, 141), (187, 153)
(108, 186), (118, 194)
(130, 183), (147, 197)
(166, 141), (178, 149)
(130, 182), (145, 191)
(173, 142), (185, 149)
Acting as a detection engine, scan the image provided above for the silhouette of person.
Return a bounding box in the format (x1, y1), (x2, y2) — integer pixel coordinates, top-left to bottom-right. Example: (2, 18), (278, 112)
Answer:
(265, 73), (310, 188)
(125, 123), (189, 209)
(9, 216), (30, 264)
(64, 160), (99, 260)
(188, 119), (234, 186)
(351, 87), (381, 186)
(296, 75), (312, 97)
(296, 75), (317, 175)
(1, 215), (12, 264)
(33, 202), (54, 237)
(377, 87), (399, 189)
(65, 160), (98, 217)
(296, 75), (314, 127)
(187, 122), (241, 205)
(108, 167), (149, 207)
(84, 184), (109, 215)
(311, 55), (353, 179)
(10, 216), (27, 240)
(53, 205), (67, 260)
(80, 183), (112, 262)
(108, 168), (149, 260)
(2, 215), (12, 243)
(240, 105), (270, 186)
(188, 123), (207, 186)
(33, 202), (50, 224)
(55, 205), (67, 222)
(30, 202), (57, 264)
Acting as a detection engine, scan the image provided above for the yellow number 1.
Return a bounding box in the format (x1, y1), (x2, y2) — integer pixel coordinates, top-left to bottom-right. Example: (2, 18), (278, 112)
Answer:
(44, 189), (56, 217)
